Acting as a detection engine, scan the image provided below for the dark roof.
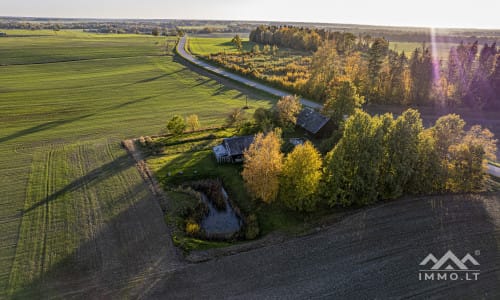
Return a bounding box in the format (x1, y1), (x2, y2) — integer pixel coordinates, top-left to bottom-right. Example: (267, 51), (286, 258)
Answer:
(296, 107), (331, 134)
(223, 135), (254, 156)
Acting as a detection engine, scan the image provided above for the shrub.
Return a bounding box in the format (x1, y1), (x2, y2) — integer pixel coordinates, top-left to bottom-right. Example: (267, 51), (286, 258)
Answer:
(185, 220), (200, 236)
(190, 179), (226, 211)
(244, 214), (260, 240)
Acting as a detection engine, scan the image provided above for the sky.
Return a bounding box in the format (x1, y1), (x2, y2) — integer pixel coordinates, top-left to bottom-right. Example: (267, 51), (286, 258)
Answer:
(3, 0), (500, 29)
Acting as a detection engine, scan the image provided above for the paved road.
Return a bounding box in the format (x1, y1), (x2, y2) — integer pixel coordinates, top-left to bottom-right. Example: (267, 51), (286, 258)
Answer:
(144, 194), (500, 299)
(176, 36), (322, 110)
(489, 163), (500, 178)
(177, 37), (500, 178)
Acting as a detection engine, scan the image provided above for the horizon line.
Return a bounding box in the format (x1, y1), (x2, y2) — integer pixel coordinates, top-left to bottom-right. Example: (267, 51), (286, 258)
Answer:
(1, 15), (500, 31)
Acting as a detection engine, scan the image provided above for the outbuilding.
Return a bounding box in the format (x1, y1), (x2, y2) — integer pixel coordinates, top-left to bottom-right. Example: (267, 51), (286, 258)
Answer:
(213, 135), (254, 163)
(296, 107), (332, 137)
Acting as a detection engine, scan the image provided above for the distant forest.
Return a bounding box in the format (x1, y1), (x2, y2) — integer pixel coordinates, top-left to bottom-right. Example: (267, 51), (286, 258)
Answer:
(247, 25), (500, 110)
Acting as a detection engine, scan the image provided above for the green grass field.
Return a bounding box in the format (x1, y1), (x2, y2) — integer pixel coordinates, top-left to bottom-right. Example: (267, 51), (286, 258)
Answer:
(0, 30), (273, 297)
(188, 37), (256, 55)
(389, 41), (456, 60)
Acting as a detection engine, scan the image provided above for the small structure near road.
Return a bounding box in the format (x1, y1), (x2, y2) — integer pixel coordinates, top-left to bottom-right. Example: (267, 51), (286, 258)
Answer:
(296, 107), (332, 137)
(0, 32), (7, 37)
(213, 135), (254, 163)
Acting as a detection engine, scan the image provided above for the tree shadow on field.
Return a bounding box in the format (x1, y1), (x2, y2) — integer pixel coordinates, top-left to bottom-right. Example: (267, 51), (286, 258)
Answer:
(192, 78), (212, 87)
(129, 67), (188, 86)
(212, 84), (232, 96)
(23, 154), (134, 214)
(0, 114), (94, 144)
(10, 180), (181, 299)
(0, 96), (157, 145)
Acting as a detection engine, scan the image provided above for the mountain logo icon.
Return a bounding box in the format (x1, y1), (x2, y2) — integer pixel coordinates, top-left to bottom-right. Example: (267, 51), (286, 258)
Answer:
(420, 250), (479, 270)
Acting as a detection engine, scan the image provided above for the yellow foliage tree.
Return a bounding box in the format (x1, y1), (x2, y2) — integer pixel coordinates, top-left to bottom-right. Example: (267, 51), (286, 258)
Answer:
(186, 114), (200, 132)
(280, 142), (323, 211)
(276, 95), (302, 129)
(241, 129), (283, 203)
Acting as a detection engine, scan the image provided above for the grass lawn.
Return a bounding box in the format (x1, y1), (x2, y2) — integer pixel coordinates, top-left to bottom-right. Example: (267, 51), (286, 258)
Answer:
(145, 129), (331, 249)
(0, 29), (274, 297)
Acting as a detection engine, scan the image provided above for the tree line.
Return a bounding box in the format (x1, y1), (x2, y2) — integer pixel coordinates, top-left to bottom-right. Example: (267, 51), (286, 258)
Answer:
(249, 25), (361, 53)
(241, 97), (497, 212)
(305, 38), (500, 110)
(248, 26), (500, 111)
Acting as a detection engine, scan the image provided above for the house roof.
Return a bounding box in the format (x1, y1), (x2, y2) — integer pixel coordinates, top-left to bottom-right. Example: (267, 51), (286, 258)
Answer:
(296, 107), (331, 135)
(223, 135), (254, 156)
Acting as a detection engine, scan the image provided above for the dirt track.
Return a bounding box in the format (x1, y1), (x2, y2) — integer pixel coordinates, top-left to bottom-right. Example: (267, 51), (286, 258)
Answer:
(144, 193), (500, 299)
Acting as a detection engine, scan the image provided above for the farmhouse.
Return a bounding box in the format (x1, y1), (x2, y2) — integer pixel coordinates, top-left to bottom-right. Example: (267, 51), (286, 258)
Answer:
(213, 135), (254, 163)
(296, 107), (332, 137)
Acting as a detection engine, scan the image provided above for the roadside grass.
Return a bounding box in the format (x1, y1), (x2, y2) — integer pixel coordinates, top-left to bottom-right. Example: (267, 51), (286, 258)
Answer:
(0, 30), (274, 297)
(489, 161), (500, 168)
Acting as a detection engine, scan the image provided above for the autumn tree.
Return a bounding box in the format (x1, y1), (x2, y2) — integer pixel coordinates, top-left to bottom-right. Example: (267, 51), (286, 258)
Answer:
(271, 45), (279, 56)
(408, 129), (444, 194)
(231, 34), (243, 52)
(262, 44), (271, 54)
(306, 41), (340, 101)
(379, 109), (423, 199)
(280, 142), (323, 212)
(322, 79), (364, 127)
(226, 107), (246, 128)
(323, 110), (386, 206)
(276, 95), (302, 130)
(242, 129), (283, 203)
(446, 125), (498, 192)
(343, 51), (368, 92)
(431, 114), (465, 158)
(251, 44), (260, 54)
(186, 114), (200, 132)
(166, 115), (186, 135)
(253, 107), (275, 133)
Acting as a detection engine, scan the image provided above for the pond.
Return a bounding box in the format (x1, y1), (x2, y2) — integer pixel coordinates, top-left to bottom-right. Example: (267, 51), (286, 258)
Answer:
(199, 187), (242, 238)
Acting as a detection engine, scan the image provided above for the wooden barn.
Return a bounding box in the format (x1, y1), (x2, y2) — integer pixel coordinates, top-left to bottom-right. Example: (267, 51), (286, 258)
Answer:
(296, 107), (332, 137)
(213, 135), (254, 163)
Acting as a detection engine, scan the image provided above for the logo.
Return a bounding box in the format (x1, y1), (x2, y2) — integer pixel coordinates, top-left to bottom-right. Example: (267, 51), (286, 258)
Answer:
(418, 250), (480, 281)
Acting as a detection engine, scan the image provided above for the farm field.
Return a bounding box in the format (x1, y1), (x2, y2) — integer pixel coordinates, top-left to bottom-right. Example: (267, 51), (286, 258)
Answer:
(190, 36), (457, 63)
(0, 30), (273, 297)
(187, 36), (256, 55)
(389, 41), (457, 60)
